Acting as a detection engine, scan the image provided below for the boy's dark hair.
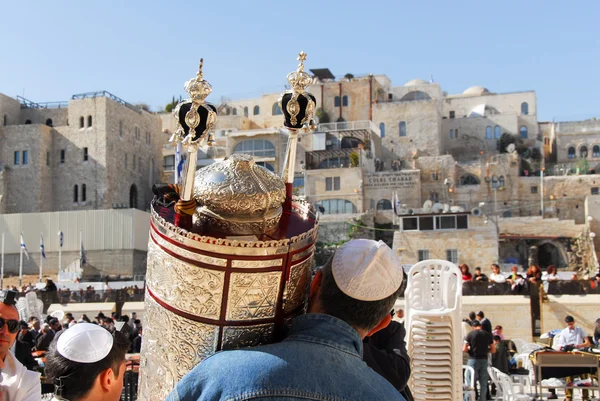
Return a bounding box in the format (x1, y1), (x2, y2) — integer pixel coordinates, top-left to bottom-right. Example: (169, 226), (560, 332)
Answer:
(318, 256), (402, 330)
(468, 311), (476, 321)
(45, 329), (130, 400)
(493, 335), (501, 342)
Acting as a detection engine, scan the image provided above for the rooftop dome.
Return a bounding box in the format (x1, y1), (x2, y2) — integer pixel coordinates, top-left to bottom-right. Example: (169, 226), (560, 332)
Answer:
(463, 86), (491, 96)
(405, 79), (429, 87)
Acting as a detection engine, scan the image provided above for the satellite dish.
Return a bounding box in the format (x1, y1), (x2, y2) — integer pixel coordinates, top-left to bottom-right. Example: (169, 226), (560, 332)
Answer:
(443, 204), (451, 213)
(51, 310), (65, 321)
(506, 143), (516, 153)
(423, 200), (433, 211)
(432, 203), (444, 213)
(471, 207), (483, 217)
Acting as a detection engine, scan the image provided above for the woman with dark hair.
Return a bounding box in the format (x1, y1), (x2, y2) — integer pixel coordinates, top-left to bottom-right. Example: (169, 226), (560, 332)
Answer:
(460, 264), (472, 281)
(542, 265), (559, 282)
(526, 265), (542, 284)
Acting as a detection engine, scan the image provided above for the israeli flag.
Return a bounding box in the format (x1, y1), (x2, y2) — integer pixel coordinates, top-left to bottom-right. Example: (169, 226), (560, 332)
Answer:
(20, 233), (30, 260)
(40, 234), (46, 259)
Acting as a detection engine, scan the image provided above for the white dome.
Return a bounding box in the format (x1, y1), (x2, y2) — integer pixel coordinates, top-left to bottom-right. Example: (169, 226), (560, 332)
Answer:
(405, 79), (429, 87)
(463, 86), (491, 96)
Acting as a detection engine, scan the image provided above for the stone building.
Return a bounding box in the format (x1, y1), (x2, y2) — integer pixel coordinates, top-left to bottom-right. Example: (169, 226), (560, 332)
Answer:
(0, 92), (166, 214)
(157, 69), (600, 274)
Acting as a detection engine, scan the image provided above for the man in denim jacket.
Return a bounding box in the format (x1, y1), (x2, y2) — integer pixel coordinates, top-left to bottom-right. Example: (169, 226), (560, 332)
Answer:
(167, 239), (406, 401)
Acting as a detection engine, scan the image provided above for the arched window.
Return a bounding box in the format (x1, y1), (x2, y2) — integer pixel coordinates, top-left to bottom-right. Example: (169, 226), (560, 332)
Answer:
(81, 184), (87, 202)
(87, 115), (92, 127)
(342, 95), (349, 107)
(567, 146), (576, 159)
(315, 199), (356, 214)
(79, 116), (84, 128)
(379, 123), (385, 138)
(485, 126), (493, 139)
(272, 102), (282, 115)
(233, 140), (276, 157)
(519, 126), (528, 139)
(25, 119), (32, 124)
(244, 107), (249, 117)
(130, 184), (138, 209)
(580, 146), (588, 158)
(459, 174), (481, 186)
(256, 162), (275, 172)
(253, 105), (260, 115)
(3, 114), (7, 126)
(399, 121), (406, 137)
(521, 102), (529, 115)
(46, 118), (53, 127)
(376, 199), (392, 210)
(232, 108), (237, 116)
(399, 91), (432, 101)
(334, 96), (341, 107)
(593, 145), (600, 157)
(73, 185), (79, 203)
(494, 125), (501, 139)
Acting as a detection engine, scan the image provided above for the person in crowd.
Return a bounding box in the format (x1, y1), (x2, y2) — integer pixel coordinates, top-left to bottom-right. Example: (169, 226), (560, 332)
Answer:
(554, 316), (591, 401)
(526, 265), (542, 284)
(166, 239), (407, 401)
(35, 323), (55, 351)
(491, 335), (509, 374)
(472, 267), (488, 282)
(507, 266), (525, 291)
(476, 311), (492, 334)
(42, 278), (57, 292)
(363, 308), (413, 401)
(463, 320), (495, 401)
(49, 318), (62, 334)
(131, 326), (143, 353)
(95, 312), (106, 325)
(0, 290), (41, 400)
(592, 318), (600, 347)
(45, 323), (131, 401)
(79, 314), (91, 323)
(468, 311), (477, 323)
(461, 264), (473, 281)
(492, 325), (504, 340)
(28, 318), (40, 341)
(17, 320), (34, 350)
(102, 317), (116, 333)
(63, 312), (75, 327)
(129, 312), (137, 329)
(489, 264), (506, 283)
(542, 265), (559, 282)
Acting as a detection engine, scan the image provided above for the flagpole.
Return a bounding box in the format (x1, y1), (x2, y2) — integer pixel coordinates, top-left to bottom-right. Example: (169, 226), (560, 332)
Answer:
(58, 231), (62, 277)
(19, 236), (23, 288)
(39, 234), (43, 283)
(1, 233), (4, 289)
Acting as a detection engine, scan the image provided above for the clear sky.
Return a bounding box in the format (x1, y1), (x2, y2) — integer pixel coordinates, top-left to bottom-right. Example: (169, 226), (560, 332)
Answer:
(1, 1), (598, 121)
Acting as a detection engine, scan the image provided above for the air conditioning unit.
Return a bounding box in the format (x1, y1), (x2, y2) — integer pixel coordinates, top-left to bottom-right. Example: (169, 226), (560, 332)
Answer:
(325, 140), (332, 146)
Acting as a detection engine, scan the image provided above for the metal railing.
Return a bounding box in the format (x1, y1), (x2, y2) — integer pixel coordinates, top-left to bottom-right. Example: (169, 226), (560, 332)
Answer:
(17, 96), (68, 109)
(318, 120), (381, 136)
(71, 91), (141, 113)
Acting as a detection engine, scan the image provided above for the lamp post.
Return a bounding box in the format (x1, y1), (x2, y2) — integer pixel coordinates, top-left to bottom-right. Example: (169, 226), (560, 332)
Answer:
(484, 175), (505, 218)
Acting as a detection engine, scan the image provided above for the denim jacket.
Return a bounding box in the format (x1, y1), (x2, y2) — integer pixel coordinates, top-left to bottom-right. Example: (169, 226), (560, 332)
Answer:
(166, 313), (406, 401)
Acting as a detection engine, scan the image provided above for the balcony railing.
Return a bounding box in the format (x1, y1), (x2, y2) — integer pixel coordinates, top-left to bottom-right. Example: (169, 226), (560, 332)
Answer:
(318, 120), (381, 136)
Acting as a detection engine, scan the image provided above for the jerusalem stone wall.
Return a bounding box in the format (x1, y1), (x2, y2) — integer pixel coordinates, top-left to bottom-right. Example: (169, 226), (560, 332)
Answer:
(541, 295), (600, 334)
(0, 94), (21, 126)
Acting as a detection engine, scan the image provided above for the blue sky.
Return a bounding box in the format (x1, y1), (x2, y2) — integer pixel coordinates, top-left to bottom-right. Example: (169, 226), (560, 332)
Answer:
(1, 1), (598, 121)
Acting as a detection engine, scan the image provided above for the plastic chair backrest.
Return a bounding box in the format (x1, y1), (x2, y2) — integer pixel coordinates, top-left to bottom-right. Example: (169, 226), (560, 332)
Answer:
(463, 365), (475, 388)
(405, 259), (461, 311)
(495, 369), (517, 400)
(520, 343), (543, 355)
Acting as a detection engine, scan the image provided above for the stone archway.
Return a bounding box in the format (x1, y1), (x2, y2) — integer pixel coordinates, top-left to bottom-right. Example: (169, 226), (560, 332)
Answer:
(537, 240), (568, 268)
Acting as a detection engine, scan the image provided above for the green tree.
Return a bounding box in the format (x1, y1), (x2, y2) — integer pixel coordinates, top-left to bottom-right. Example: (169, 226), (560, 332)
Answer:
(349, 151), (359, 167)
(315, 107), (330, 124)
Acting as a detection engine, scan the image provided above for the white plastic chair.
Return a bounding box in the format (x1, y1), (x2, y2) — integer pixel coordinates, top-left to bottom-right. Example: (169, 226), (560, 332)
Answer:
(519, 343), (543, 355)
(406, 259), (463, 401)
(493, 367), (531, 401)
(488, 366), (504, 401)
(463, 365), (476, 401)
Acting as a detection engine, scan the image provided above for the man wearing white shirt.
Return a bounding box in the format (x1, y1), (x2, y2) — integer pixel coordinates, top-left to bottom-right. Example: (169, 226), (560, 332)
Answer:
(555, 315), (591, 401)
(0, 290), (41, 401)
(489, 264), (506, 283)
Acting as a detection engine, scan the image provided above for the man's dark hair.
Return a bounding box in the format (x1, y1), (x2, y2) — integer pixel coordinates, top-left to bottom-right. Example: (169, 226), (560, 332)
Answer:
(477, 311), (484, 318)
(49, 318), (59, 326)
(133, 319), (141, 325)
(475, 267), (481, 271)
(471, 320), (482, 327)
(45, 329), (130, 401)
(565, 315), (575, 323)
(493, 335), (501, 342)
(491, 264), (499, 269)
(468, 311), (476, 321)
(119, 315), (130, 323)
(317, 257), (402, 330)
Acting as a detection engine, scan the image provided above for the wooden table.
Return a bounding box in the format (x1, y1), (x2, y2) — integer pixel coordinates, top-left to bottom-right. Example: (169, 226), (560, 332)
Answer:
(532, 351), (600, 399)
